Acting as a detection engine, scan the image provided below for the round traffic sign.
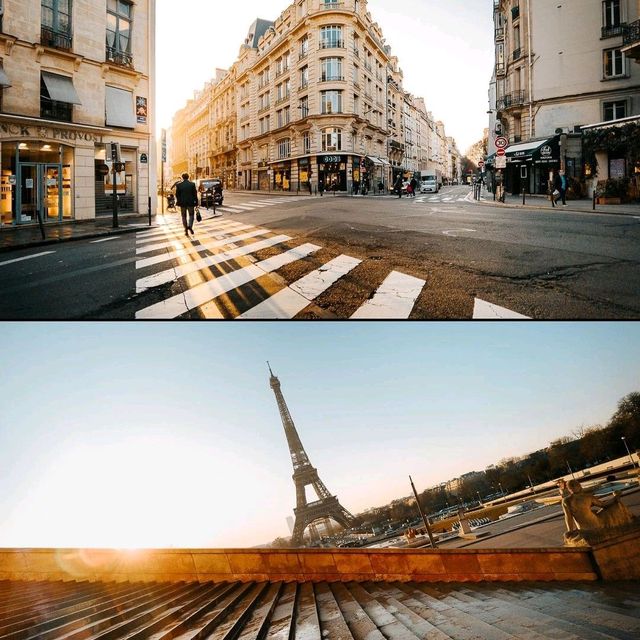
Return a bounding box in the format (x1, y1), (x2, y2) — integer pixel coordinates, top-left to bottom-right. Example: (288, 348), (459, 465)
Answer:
(495, 136), (509, 149)
(478, 161), (485, 167)
(496, 148), (506, 157)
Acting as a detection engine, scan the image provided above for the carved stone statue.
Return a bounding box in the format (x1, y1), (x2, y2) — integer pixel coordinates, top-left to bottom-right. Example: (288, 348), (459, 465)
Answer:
(562, 479), (635, 546)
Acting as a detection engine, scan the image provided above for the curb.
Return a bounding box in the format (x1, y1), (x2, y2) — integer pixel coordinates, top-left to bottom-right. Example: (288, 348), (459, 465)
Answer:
(475, 197), (640, 217)
(0, 223), (156, 254)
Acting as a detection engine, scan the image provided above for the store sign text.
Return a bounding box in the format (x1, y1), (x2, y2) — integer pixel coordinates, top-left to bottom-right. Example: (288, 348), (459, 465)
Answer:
(0, 123), (103, 143)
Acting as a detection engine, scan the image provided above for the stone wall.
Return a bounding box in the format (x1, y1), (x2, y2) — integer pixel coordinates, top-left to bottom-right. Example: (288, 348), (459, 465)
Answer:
(0, 547), (598, 584)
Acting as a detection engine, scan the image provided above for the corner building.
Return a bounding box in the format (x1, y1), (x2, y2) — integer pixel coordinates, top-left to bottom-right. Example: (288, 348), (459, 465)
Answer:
(235, 0), (390, 194)
(0, 0), (155, 228)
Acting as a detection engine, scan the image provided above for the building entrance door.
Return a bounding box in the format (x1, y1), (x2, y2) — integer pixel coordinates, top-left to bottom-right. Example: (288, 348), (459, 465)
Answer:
(17, 163), (63, 225)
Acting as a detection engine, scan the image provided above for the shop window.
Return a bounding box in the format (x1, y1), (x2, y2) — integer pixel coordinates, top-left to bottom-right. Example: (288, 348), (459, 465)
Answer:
(106, 0), (133, 67)
(603, 99), (627, 121)
(94, 144), (137, 215)
(41, 0), (73, 50)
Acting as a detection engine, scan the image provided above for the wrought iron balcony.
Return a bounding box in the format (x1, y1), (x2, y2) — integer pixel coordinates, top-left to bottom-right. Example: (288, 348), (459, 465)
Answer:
(319, 40), (344, 49)
(41, 26), (72, 50)
(622, 19), (640, 61)
(496, 90), (526, 111)
(41, 99), (72, 122)
(319, 1), (345, 9)
(105, 46), (133, 68)
(512, 5), (520, 20)
(320, 74), (345, 82)
(601, 24), (626, 39)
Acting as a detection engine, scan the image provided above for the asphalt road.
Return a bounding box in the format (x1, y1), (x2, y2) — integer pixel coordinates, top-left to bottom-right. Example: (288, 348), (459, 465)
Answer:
(1, 186), (639, 319)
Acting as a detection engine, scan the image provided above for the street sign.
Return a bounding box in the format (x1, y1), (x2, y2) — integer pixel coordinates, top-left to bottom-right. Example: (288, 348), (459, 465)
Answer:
(496, 148), (506, 157)
(495, 136), (509, 149)
(478, 160), (485, 167)
(495, 156), (507, 169)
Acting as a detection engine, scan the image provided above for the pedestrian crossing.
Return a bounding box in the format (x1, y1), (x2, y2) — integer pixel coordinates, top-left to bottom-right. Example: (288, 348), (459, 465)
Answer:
(200, 195), (311, 216)
(413, 194), (472, 204)
(132, 211), (529, 320)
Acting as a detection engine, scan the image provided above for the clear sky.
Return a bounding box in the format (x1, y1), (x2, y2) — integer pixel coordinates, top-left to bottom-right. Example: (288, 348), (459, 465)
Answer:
(156, 0), (494, 154)
(0, 322), (638, 549)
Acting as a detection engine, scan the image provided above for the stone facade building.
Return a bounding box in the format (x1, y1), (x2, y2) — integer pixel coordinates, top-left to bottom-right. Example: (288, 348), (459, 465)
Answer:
(0, 0), (155, 228)
(171, 0), (458, 194)
(488, 0), (640, 195)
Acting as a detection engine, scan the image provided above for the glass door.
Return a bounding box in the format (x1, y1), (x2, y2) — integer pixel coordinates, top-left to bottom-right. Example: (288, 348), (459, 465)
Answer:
(18, 163), (38, 225)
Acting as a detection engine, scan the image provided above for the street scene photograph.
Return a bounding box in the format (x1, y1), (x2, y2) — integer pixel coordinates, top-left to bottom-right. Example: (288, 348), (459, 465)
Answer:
(1, 321), (639, 637)
(0, 0), (638, 319)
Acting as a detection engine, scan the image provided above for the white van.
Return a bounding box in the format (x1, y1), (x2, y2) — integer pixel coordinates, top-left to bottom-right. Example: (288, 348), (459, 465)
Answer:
(420, 173), (439, 194)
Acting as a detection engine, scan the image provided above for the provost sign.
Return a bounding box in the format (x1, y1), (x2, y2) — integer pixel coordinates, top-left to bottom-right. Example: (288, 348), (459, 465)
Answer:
(0, 121), (104, 143)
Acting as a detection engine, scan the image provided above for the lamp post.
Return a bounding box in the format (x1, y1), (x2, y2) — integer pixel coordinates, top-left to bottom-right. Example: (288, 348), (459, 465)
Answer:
(566, 460), (576, 480)
(476, 491), (483, 506)
(621, 436), (638, 469)
(498, 482), (505, 498)
(527, 474), (535, 492)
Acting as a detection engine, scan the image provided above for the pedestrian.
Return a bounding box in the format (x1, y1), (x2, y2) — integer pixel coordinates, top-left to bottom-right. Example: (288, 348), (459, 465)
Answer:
(307, 180), (312, 196)
(175, 172), (198, 237)
(410, 176), (418, 198)
(554, 169), (568, 206)
(378, 181), (384, 195)
(394, 175), (403, 198)
(319, 179), (324, 197)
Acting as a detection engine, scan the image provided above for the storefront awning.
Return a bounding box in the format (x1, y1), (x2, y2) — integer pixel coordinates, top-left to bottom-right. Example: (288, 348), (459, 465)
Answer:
(106, 86), (136, 128)
(580, 114), (640, 131)
(41, 71), (81, 105)
(0, 68), (11, 88)
(505, 136), (559, 165)
(367, 156), (390, 166)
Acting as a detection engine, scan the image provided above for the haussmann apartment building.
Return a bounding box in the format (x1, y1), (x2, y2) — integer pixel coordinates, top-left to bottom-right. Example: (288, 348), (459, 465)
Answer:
(170, 0), (459, 195)
(0, 0), (156, 228)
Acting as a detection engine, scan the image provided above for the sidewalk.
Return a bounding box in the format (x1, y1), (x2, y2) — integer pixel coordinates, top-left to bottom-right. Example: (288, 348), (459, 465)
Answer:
(0, 213), (157, 253)
(478, 191), (640, 216)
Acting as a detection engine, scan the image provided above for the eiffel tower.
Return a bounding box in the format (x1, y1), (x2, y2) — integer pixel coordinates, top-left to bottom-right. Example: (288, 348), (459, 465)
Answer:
(268, 363), (355, 546)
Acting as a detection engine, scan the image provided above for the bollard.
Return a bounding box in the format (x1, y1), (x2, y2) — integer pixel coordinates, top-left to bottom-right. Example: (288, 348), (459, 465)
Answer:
(148, 196), (152, 227)
(522, 188), (526, 206)
(593, 190), (597, 211)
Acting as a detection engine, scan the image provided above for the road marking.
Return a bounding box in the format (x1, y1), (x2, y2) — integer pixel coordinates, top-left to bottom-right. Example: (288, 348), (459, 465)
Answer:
(90, 237), (120, 243)
(136, 217), (237, 238)
(135, 243), (320, 319)
(135, 220), (242, 244)
(473, 298), (530, 320)
(136, 222), (245, 254)
(0, 251), (55, 267)
(238, 255), (362, 319)
(442, 228), (477, 237)
(135, 234), (292, 293)
(135, 226), (265, 270)
(351, 271), (425, 319)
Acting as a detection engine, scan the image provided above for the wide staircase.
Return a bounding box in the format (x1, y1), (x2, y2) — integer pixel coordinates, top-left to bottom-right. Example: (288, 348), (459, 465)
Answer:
(1, 578), (639, 640)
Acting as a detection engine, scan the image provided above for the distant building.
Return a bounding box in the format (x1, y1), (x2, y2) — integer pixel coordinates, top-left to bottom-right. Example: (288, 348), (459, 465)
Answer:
(488, 0), (640, 196)
(0, 0), (156, 227)
(170, 0), (458, 194)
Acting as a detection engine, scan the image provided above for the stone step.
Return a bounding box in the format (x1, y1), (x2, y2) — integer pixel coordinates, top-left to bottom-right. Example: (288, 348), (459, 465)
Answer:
(329, 582), (385, 640)
(292, 582), (322, 640)
(255, 582), (297, 640)
(314, 582), (356, 640)
(236, 582), (284, 640)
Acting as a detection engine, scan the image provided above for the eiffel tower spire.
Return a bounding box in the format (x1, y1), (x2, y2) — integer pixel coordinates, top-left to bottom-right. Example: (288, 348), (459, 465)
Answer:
(269, 365), (355, 546)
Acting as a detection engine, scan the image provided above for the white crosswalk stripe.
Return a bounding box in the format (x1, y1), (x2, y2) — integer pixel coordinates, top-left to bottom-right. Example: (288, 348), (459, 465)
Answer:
(473, 298), (530, 319)
(351, 271), (425, 319)
(238, 255), (362, 319)
(135, 243), (321, 319)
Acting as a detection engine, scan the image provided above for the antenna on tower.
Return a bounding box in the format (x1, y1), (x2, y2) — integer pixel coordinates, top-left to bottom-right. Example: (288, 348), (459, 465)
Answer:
(267, 361), (274, 376)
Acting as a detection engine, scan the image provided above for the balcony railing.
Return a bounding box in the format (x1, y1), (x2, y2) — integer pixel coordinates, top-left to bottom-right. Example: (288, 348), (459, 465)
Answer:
(41, 26), (72, 50)
(320, 1), (345, 9)
(601, 24), (626, 39)
(512, 5), (520, 20)
(496, 90), (526, 111)
(623, 19), (640, 49)
(495, 27), (505, 41)
(105, 46), (133, 68)
(299, 50), (308, 61)
(41, 99), (72, 122)
(319, 40), (344, 49)
(320, 75), (345, 82)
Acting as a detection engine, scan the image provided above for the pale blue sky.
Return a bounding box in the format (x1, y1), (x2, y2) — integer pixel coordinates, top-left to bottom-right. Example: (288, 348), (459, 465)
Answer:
(0, 322), (638, 548)
(157, 0), (494, 153)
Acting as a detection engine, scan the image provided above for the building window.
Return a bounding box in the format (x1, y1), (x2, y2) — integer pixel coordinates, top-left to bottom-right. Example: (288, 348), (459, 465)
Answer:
(259, 115), (270, 133)
(303, 131), (311, 154)
(40, 72), (79, 122)
(275, 53), (290, 77)
(322, 127), (342, 152)
(106, 0), (133, 67)
(299, 34), (309, 59)
(299, 65), (309, 89)
(321, 57), (343, 81)
(258, 67), (270, 89)
(258, 91), (270, 112)
(277, 138), (291, 159)
(603, 99), (627, 121)
(602, 0), (623, 38)
(321, 89), (342, 114)
(320, 25), (343, 49)
(276, 79), (290, 103)
(603, 48), (626, 78)
(299, 95), (309, 118)
(277, 106), (290, 128)
(41, 0), (73, 50)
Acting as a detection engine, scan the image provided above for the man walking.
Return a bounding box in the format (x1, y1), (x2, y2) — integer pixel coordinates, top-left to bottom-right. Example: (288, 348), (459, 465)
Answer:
(410, 176), (418, 198)
(554, 169), (568, 206)
(175, 173), (198, 236)
(394, 175), (403, 198)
